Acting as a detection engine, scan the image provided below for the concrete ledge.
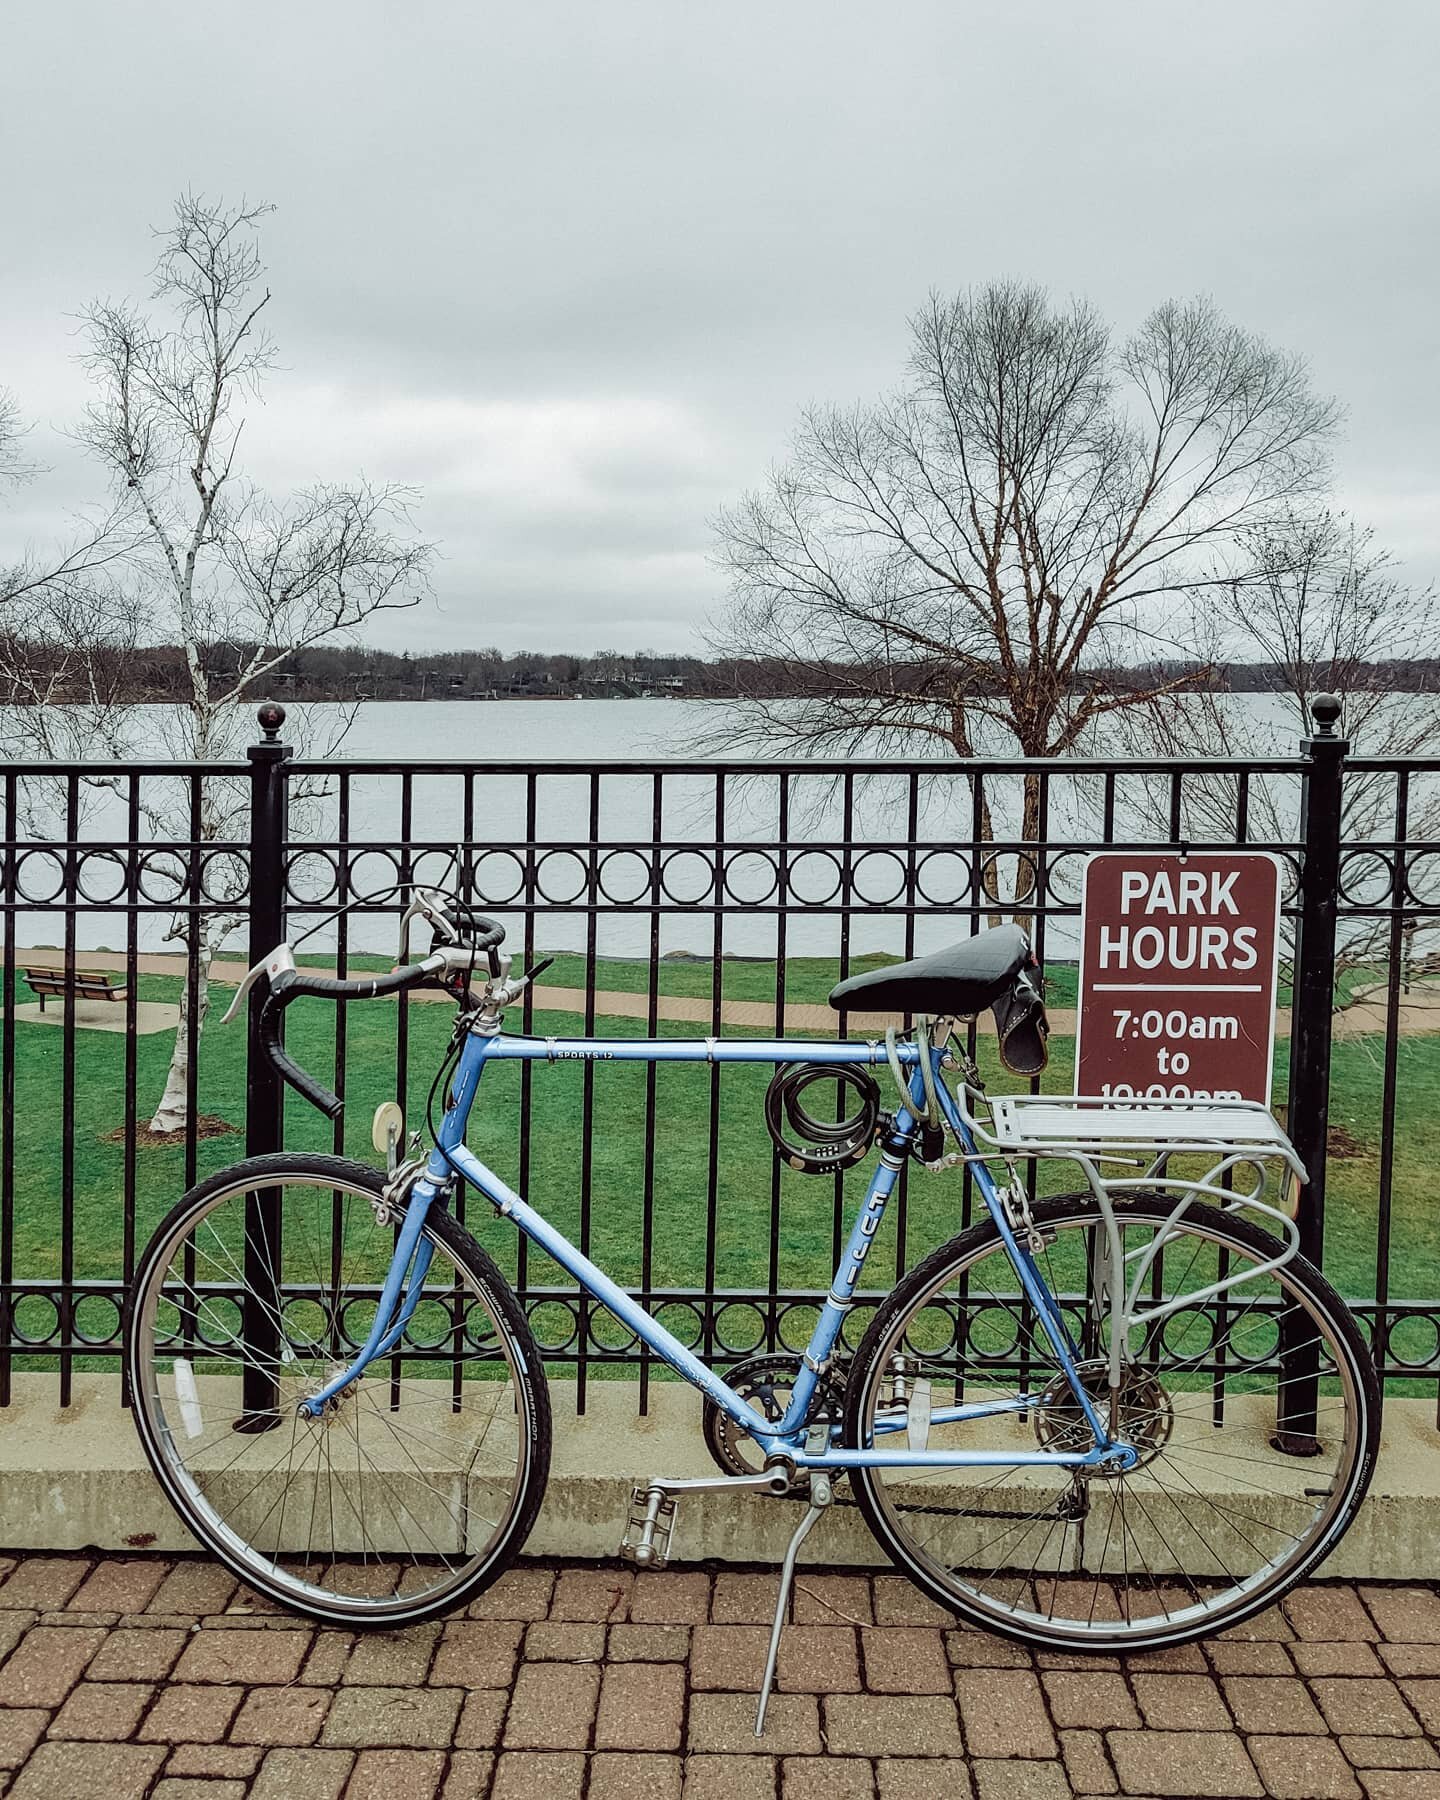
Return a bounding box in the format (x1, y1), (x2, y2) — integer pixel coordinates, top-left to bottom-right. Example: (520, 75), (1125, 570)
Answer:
(1, 1373), (1436, 1578)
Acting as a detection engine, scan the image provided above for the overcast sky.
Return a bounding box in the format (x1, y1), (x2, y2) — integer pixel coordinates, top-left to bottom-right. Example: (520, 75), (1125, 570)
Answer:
(2, 1), (1436, 654)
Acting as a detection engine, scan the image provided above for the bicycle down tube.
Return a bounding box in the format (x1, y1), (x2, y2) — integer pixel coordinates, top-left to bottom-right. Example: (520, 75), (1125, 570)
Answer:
(299, 1026), (1123, 1474)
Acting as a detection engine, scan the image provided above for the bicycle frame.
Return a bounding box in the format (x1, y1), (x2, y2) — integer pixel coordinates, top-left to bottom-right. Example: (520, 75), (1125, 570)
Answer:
(298, 1027), (1126, 1475)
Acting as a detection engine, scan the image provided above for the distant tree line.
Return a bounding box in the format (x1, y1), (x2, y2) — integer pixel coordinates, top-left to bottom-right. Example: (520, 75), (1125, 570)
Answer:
(1, 636), (1436, 707)
(2, 637), (1440, 705)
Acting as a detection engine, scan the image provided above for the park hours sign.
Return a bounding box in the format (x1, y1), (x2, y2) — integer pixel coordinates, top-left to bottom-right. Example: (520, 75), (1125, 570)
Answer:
(1074, 851), (1282, 1105)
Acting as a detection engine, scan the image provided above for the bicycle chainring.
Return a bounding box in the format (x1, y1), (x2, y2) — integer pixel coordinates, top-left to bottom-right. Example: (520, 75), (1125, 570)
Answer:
(702, 1352), (848, 1478)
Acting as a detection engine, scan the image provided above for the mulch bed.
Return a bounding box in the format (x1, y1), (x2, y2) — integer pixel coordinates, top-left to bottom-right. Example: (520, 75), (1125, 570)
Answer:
(101, 1113), (240, 1147)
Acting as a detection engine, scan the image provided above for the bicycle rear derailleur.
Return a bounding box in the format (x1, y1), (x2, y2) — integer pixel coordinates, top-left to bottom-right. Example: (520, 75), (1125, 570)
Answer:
(701, 1352), (848, 1481)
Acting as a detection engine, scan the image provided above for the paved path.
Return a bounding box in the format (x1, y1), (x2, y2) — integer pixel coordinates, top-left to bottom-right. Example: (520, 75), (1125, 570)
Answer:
(11, 949), (952, 1038)
(18, 948), (1440, 1038)
(0, 1550), (1437, 1797)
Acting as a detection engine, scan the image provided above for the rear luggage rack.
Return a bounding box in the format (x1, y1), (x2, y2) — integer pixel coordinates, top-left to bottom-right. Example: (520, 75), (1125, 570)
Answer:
(983, 1093), (1306, 1181)
(944, 1087), (1307, 1310)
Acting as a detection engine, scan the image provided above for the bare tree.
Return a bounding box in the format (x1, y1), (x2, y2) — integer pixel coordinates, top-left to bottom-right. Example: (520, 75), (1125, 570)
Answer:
(0, 388), (35, 614)
(709, 282), (1338, 901)
(2, 196), (433, 1133)
(1122, 509), (1440, 1001)
(1141, 510), (1438, 750)
(0, 387), (131, 614)
(0, 578), (143, 755)
(0, 388), (27, 493)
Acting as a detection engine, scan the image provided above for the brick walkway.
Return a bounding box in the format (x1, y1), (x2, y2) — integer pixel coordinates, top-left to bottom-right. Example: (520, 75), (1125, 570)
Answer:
(0, 1554), (1438, 1797)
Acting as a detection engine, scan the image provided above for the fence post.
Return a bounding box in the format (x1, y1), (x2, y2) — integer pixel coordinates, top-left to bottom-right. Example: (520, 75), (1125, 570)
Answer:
(1276, 691), (1346, 1453)
(238, 702), (292, 1429)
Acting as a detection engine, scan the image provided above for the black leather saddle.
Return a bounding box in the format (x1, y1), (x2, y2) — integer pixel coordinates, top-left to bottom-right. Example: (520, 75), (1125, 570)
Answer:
(828, 923), (1050, 1074)
(828, 924), (1032, 1017)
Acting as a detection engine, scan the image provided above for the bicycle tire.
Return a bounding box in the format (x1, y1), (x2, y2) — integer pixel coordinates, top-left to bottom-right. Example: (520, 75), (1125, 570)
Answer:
(843, 1192), (1379, 1650)
(126, 1152), (551, 1627)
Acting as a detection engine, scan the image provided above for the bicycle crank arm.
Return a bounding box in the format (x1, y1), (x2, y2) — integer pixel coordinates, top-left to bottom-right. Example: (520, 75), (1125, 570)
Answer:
(640, 1469), (794, 1499)
(620, 1467), (796, 1569)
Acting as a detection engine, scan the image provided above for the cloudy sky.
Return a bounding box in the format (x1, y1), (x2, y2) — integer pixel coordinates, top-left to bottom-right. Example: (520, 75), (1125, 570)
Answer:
(2, 1), (1436, 654)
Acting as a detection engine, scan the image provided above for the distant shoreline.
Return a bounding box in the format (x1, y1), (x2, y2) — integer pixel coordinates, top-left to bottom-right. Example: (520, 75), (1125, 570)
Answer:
(7, 643), (1438, 707)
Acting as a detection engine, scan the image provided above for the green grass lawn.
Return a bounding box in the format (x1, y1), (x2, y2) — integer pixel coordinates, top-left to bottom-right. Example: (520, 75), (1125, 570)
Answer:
(4, 950), (1437, 1365)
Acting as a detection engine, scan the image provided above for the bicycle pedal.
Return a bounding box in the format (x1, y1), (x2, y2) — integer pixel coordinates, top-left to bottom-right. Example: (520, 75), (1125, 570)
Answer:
(620, 1483), (678, 1569)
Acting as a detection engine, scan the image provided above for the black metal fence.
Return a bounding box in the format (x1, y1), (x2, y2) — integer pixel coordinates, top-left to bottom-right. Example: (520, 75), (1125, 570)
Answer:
(1, 696), (1437, 1416)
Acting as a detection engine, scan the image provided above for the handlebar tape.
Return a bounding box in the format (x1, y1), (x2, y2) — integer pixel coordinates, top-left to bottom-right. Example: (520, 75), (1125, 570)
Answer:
(442, 913), (506, 953)
(278, 959), (465, 1003)
(257, 993), (345, 1120)
(256, 958), (457, 1119)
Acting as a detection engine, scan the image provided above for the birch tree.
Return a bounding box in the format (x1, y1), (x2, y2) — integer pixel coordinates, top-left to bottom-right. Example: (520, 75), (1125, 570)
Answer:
(21, 195), (432, 1133)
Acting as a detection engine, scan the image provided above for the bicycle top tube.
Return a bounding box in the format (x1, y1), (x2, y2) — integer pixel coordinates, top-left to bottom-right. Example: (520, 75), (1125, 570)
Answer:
(474, 1035), (924, 1066)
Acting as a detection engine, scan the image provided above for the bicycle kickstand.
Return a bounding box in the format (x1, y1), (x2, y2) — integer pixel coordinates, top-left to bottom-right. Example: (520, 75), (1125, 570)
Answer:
(755, 1437), (834, 1737)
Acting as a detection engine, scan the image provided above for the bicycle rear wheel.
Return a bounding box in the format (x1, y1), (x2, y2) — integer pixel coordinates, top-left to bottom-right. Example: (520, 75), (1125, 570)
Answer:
(127, 1153), (550, 1626)
(844, 1193), (1378, 1650)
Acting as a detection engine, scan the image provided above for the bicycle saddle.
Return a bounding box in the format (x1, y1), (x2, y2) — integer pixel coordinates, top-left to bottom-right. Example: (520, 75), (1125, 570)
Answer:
(827, 923), (1033, 1018)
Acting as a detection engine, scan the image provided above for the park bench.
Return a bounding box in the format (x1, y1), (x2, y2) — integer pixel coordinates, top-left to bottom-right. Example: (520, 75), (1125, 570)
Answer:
(21, 966), (129, 1012)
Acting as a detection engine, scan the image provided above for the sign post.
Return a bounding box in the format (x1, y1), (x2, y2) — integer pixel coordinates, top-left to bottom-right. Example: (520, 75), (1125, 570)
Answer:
(1074, 852), (1282, 1105)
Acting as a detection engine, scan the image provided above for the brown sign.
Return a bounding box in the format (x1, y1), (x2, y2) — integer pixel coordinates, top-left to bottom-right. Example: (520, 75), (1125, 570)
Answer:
(1074, 851), (1282, 1105)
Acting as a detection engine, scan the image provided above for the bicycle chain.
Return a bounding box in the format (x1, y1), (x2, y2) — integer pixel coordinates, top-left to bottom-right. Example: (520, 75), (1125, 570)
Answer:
(823, 1488), (1069, 1525)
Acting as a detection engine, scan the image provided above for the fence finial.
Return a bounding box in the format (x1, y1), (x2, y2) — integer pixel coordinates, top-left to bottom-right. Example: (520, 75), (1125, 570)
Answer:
(256, 701), (287, 742)
(1310, 693), (1342, 737)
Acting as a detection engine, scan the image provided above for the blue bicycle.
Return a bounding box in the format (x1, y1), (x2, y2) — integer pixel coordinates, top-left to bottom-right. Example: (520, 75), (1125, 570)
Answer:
(127, 890), (1377, 1695)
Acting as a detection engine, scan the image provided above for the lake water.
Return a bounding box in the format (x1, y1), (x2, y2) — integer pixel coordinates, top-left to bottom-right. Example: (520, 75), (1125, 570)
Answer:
(299, 693), (1314, 767)
(2, 694), (1404, 965)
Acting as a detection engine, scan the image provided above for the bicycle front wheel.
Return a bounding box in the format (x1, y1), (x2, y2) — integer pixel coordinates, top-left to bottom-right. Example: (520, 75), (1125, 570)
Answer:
(844, 1193), (1378, 1650)
(127, 1152), (550, 1626)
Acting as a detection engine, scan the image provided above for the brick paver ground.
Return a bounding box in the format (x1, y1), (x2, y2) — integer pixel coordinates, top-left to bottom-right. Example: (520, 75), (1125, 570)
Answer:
(0, 1552), (1438, 1796)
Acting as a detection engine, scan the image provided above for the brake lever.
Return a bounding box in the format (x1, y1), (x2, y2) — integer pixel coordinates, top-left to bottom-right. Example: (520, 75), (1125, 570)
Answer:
(397, 888), (459, 962)
(220, 944), (296, 1025)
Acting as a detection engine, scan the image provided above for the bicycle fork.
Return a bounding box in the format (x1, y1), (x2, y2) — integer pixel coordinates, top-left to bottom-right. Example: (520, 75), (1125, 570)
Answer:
(294, 1177), (441, 1419)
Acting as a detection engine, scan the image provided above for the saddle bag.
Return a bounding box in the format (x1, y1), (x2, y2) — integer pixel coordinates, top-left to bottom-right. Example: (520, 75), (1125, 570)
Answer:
(991, 964), (1049, 1077)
